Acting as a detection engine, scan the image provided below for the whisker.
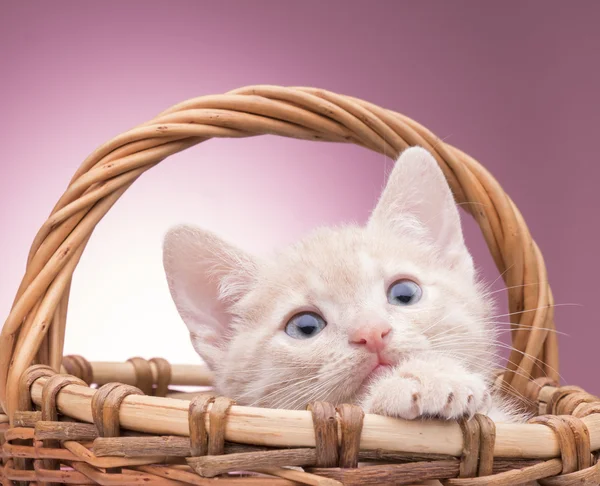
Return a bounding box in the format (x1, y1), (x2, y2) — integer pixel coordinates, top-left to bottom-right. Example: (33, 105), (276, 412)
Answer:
(488, 303), (582, 320)
(491, 325), (569, 337)
(247, 362), (354, 407)
(432, 342), (565, 383)
(487, 263), (516, 290)
(485, 282), (546, 296)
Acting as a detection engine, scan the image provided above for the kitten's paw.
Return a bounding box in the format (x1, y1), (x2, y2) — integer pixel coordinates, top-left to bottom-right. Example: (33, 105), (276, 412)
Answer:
(362, 376), (424, 419)
(362, 365), (491, 420)
(429, 372), (491, 419)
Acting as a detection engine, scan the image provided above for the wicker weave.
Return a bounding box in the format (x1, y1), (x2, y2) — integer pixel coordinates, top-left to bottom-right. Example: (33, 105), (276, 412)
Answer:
(1, 85), (596, 485)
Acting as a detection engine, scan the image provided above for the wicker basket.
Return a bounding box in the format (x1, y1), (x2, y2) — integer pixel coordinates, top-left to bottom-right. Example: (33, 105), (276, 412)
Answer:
(1, 85), (598, 485)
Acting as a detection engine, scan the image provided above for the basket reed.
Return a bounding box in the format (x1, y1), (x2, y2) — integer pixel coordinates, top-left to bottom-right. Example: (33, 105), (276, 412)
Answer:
(1, 85), (596, 485)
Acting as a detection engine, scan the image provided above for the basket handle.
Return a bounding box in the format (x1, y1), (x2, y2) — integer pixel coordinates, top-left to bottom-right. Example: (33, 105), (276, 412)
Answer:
(0, 85), (557, 417)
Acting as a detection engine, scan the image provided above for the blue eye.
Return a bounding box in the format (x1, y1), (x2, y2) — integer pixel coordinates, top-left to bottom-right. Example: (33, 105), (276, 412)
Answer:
(388, 279), (422, 305)
(285, 312), (327, 339)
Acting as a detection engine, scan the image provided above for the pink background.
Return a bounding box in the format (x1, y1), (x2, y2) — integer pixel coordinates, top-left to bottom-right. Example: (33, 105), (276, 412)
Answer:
(1, 2), (599, 393)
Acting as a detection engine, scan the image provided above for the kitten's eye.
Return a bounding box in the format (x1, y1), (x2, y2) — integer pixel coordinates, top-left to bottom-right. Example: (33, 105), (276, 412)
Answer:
(387, 279), (422, 305)
(285, 312), (327, 339)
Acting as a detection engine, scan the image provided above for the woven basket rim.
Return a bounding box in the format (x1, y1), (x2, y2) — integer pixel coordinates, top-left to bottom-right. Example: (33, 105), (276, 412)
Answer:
(5, 359), (600, 457)
(2, 357), (600, 485)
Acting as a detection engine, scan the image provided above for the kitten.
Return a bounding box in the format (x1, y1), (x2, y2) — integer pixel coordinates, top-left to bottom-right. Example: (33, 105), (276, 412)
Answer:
(163, 147), (522, 422)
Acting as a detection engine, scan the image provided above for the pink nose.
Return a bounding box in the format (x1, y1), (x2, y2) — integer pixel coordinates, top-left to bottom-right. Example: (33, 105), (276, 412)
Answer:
(349, 323), (392, 353)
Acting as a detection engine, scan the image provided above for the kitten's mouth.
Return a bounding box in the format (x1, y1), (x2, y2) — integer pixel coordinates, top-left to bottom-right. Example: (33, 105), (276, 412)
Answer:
(370, 363), (393, 379)
(356, 361), (393, 396)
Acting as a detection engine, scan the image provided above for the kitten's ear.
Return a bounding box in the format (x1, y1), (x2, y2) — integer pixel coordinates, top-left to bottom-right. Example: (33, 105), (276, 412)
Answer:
(368, 146), (472, 272)
(163, 225), (258, 368)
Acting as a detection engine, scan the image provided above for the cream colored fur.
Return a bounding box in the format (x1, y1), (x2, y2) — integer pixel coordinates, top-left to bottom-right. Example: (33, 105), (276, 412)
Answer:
(163, 147), (523, 422)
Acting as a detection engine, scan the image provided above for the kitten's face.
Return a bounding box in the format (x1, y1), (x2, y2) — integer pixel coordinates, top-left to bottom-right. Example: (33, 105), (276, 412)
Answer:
(163, 147), (494, 409)
(220, 226), (492, 408)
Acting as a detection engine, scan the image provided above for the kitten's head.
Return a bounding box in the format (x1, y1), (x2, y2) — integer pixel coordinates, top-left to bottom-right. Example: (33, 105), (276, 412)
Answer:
(163, 147), (494, 408)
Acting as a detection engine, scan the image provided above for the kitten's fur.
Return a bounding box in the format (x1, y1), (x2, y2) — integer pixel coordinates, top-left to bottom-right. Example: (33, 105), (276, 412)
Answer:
(163, 147), (522, 422)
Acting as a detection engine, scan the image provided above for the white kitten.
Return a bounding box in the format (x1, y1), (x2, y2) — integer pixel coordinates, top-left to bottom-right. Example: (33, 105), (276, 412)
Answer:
(163, 147), (523, 422)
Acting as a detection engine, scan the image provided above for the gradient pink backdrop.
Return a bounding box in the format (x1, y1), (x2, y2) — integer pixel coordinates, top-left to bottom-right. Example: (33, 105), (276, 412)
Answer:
(1, 1), (599, 393)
